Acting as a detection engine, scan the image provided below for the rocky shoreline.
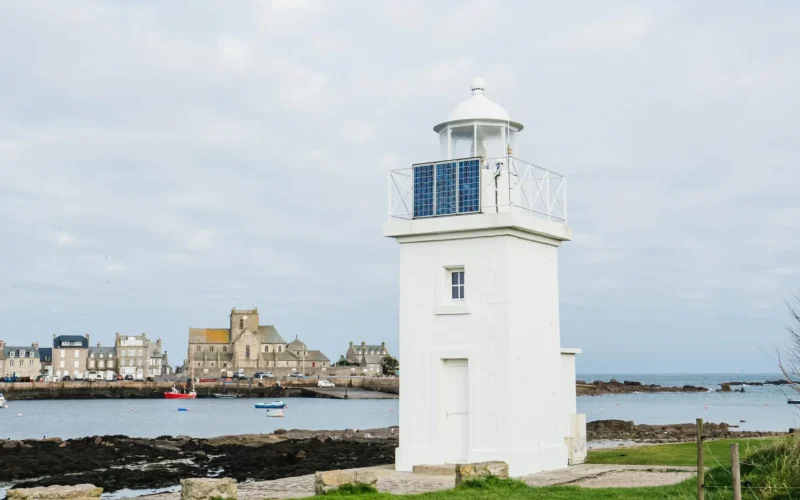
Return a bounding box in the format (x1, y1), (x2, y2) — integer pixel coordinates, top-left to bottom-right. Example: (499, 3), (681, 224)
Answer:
(0, 428), (397, 494)
(2, 423), (796, 494)
(588, 420), (792, 443)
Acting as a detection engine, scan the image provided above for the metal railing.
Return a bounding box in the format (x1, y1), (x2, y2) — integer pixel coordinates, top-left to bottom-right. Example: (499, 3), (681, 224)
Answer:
(388, 155), (567, 224)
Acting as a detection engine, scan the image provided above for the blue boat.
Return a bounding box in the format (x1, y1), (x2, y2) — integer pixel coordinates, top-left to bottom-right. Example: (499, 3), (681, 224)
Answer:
(254, 401), (287, 409)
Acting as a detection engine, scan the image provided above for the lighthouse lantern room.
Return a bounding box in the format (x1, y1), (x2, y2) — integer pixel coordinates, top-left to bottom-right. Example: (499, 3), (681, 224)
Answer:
(385, 78), (586, 476)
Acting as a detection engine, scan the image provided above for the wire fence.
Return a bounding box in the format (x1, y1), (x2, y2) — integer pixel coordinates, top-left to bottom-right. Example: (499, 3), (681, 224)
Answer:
(695, 422), (800, 499)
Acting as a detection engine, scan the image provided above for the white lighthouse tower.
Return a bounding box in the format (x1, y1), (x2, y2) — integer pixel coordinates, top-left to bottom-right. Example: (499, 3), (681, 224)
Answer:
(385, 78), (586, 476)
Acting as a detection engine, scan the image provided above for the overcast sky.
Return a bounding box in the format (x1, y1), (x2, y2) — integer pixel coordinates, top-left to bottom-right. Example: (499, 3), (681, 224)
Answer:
(1, 1), (798, 373)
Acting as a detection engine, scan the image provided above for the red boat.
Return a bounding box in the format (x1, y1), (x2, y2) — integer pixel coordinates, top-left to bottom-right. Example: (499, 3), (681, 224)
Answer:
(164, 386), (196, 399)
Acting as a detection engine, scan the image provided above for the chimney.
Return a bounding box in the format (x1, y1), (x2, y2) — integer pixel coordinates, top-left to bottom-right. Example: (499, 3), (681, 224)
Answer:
(97, 342), (101, 348)
(349, 341), (353, 348)
(0, 340), (4, 348)
(86, 333), (90, 345)
(381, 341), (386, 348)
(362, 341), (366, 347)
(32, 342), (39, 349)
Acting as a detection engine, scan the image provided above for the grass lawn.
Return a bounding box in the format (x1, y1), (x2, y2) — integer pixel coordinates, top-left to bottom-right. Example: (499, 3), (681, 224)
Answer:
(322, 476), (713, 499)
(321, 438), (787, 499)
(588, 437), (779, 467)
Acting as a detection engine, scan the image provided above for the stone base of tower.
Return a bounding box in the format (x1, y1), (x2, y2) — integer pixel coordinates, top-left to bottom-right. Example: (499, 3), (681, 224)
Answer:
(396, 444), (569, 477)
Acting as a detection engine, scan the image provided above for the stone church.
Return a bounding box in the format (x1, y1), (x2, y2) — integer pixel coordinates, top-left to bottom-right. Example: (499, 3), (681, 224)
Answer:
(187, 308), (330, 376)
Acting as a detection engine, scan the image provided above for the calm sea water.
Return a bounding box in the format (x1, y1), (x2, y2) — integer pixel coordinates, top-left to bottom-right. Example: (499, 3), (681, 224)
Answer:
(0, 374), (798, 440)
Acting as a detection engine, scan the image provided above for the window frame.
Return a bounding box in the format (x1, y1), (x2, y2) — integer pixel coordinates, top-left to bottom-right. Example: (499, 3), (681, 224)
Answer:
(447, 267), (465, 301)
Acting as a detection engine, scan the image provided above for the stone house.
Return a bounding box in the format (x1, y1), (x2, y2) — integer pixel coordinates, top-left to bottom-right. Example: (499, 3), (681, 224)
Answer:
(0, 341), (42, 379)
(344, 341), (391, 375)
(53, 335), (89, 379)
(115, 333), (167, 379)
(148, 339), (170, 377)
(39, 348), (53, 376)
(87, 344), (117, 380)
(188, 308), (330, 377)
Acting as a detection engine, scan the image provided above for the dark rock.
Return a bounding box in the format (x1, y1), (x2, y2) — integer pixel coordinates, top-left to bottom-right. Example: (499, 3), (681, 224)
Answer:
(720, 384), (732, 392)
(3, 440), (21, 449)
(295, 450), (307, 459)
(274, 429), (287, 435)
(314, 435), (328, 443)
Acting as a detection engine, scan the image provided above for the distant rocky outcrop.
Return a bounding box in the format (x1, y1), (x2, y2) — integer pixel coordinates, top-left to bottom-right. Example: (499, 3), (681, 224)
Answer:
(587, 420), (789, 443)
(576, 379), (708, 396)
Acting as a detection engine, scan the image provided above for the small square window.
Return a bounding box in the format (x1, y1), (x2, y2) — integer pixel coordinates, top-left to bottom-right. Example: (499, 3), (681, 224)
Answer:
(450, 269), (465, 300)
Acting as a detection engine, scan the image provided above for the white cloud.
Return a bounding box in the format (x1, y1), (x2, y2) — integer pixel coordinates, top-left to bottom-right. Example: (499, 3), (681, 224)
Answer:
(0, 1), (798, 372)
(188, 230), (213, 251)
(56, 230), (76, 246)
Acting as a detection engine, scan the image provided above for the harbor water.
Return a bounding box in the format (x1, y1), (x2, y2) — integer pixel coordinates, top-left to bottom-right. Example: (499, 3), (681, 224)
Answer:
(0, 374), (797, 440)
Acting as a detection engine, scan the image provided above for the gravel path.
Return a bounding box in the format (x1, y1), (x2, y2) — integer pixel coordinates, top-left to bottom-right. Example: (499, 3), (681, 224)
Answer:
(144, 463), (695, 499)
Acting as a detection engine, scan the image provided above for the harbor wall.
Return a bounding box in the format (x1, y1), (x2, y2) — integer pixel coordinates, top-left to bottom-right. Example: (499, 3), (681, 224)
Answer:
(0, 377), (399, 400)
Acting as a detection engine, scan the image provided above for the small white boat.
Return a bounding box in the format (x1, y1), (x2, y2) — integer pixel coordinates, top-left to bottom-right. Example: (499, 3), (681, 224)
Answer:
(265, 409), (284, 418)
(0, 393), (5, 407)
(214, 394), (238, 399)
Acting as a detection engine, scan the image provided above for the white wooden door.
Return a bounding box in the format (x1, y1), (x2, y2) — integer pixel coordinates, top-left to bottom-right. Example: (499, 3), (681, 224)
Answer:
(441, 359), (469, 463)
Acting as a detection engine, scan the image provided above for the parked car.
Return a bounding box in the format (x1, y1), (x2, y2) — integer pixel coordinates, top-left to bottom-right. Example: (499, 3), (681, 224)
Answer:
(124, 375), (134, 380)
(288, 373), (307, 379)
(232, 373), (247, 380)
(253, 372), (273, 380)
(317, 380), (335, 388)
(146, 377), (155, 382)
(62, 375), (72, 381)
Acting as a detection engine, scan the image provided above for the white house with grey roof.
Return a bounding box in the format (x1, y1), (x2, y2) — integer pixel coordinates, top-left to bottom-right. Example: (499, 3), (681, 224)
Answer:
(344, 341), (391, 374)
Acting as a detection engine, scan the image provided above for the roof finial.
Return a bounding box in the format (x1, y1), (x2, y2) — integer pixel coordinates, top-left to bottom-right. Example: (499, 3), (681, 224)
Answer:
(471, 77), (485, 96)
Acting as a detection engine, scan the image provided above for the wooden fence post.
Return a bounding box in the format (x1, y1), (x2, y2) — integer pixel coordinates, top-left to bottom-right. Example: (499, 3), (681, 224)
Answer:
(697, 418), (704, 500)
(731, 443), (741, 500)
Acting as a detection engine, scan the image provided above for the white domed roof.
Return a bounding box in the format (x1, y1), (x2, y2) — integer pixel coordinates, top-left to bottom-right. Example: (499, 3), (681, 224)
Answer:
(434, 77), (523, 132)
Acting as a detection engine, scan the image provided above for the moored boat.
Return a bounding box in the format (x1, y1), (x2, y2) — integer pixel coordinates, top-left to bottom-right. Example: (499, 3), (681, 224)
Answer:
(254, 400), (286, 409)
(0, 393), (6, 407)
(265, 408), (284, 417)
(214, 393), (238, 399)
(164, 386), (196, 399)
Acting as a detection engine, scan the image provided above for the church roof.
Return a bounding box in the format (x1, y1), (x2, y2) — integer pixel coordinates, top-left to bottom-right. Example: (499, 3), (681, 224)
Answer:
(259, 325), (285, 344)
(261, 351), (299, 362)
(287, 337), (307, 351)
(189, 328), (231, 344)
(304, 350), (330, 362)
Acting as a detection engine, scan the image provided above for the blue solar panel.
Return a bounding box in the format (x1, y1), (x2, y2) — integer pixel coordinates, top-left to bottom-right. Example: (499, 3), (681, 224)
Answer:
(435, 162), (457, 215)
(413, 158), (480, 219)
(413, 164), (434, 217)
(458, 159), (480, 214)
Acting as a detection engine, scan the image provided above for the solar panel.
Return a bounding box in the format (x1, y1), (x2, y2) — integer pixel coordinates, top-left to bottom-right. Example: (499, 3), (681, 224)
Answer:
(413, 164), (434, 218)
(458, 159), (480, 214)
(413, 158), (481, 219)
(435, 162), (457, 215)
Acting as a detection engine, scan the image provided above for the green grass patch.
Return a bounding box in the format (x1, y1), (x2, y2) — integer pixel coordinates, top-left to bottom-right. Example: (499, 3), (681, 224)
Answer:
(588, 437), (779, 467)
(322, 483), (381, 495)
(315, 475), (718, 499)
(314, 437), (793, 499)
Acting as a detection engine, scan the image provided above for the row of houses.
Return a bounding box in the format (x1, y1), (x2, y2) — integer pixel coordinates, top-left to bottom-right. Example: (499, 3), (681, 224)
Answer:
(0, 333), (170, 381)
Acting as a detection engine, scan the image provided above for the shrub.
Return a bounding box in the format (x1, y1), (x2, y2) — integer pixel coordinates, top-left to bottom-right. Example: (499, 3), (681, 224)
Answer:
(741, 438), (800, 500)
